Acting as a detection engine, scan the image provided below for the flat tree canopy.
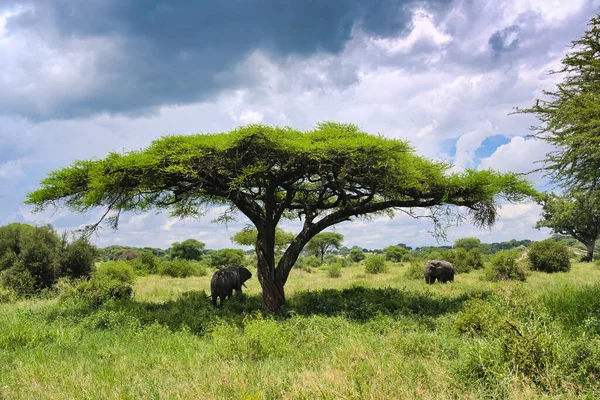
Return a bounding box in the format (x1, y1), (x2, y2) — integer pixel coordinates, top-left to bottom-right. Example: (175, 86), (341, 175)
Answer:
(536, 190), (600, 262)
(26, 122), (536, 313)
(305, 232), (344, 264)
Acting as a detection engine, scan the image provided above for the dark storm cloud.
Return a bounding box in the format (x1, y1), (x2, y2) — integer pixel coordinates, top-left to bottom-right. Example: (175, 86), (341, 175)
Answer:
(489, 25), (520, 56)
(0, 0), (451, 120)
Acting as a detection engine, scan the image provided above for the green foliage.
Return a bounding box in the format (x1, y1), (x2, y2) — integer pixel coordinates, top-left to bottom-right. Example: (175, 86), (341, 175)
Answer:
(169, 239), (205, 261)
(158, 259), (206, 278)
(404, 259), (425, 280)
(231, 227), (294, 253)
(96, 261), (135, 285)
(445, 247), (483, 274)
(454, 298), (502, 337)
(528, 239), (571, 273)
(513, 15), (600, 189)
(365, 255), (387, 274)
(305, 232), (344, 264)
(60, 261), (135, 307)
(484, 249), (527, 281)
(209, 248), (245, 268)
(536, 190), (600, 261)
(327, 263), (342, 278)
(0, 223), (96, 296)
(453, 237), (481, 251)
(294, 256), (320, 273)
(129, 251), (159, 275)
(348, 247), (365, 263)
(383, 245), (410, 262)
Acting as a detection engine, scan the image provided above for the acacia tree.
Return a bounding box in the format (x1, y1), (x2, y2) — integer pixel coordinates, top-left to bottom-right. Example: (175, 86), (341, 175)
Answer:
(536, 190), (600, 262)
(514, 14), (600, 190)
(231, 226), (294, 254)
(26, 123), (535, 313)
(305, 232), (344, 264)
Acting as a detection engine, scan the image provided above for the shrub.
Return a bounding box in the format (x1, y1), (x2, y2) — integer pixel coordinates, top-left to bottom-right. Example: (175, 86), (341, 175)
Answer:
(384, 245), (410, 262)
(454, 298), (502, 337)
(62, 276), (134, 307)
(209, 248), (245, 268)
(348, 248), (366, 263)
(96, 261), (135, 284)
(130, 251), (159, 275)
(365, 255), (387, 274)
(0, 223), (96, 296)
(158, 259), (198, 278)
(327, 263), (342, 278)
(483, 249), (527, 281)
(528, 239), (571, 273)
(404, 259), (424, 280)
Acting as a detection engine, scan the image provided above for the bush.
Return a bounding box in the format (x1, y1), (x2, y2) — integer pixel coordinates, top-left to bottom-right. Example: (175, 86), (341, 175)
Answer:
(404, 259), (424, 280)
(327, 263), (342, 278)
(384, 245), (410, 262)
(528, 239), (571, 273)
(365, 255), (387, 274)
(61, 276), (134, 307)
(348, 248), (366, 263)
(209, 248), (245, 268)
(96, 261), (135, 284)
(483, 249), (527, 281)
(130, 251), (159, 275)
(158, 259), (201, 278)
(0, 223), (97, 296)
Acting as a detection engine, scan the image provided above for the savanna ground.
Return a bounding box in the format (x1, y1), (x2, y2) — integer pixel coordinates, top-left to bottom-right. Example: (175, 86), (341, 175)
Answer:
(2, 260), (600, 399)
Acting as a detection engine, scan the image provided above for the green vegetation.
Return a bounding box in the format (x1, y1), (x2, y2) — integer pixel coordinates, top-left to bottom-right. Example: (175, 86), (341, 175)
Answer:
(349, 247), (366, 262)
(536, 190), (600, 261)
(384, 245), (410, 262)
(26, 123), (536, 313)
(209, 248), (246, 268)
(1, 259), (599, 398)
(484, 249), (527, 281)
(364, 255), (387, 274)
(514, 14), (600, 190)
(0, 223), (96, 296)
(158, 259), (207, 278)
(305, 232), (344, 264)
(169, 239), (205, 261)
(528, 239), (571, 273)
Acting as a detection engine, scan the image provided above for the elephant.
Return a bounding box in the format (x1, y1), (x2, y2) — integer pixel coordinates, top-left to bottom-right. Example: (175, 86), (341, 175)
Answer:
(424, 260), (454, 284)
(210, 266), (252, 306)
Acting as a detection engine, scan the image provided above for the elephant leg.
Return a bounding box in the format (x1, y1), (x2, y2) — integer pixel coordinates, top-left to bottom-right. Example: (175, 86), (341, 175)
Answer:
(212, 293), (218, 306)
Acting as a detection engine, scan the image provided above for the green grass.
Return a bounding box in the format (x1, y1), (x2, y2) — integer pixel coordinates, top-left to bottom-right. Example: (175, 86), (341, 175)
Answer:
(1, 262), (600, 398)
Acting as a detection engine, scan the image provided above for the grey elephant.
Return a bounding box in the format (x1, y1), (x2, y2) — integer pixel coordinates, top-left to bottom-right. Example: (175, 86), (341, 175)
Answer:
(210, 267), (252, 306)
(424, 260), (454, 284)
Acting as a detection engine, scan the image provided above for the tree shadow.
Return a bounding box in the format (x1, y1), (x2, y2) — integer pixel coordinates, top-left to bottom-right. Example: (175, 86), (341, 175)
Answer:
(53, 286), (492, 336)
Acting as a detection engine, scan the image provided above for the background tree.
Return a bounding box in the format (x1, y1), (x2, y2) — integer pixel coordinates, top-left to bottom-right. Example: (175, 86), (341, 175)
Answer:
(27, 123), (535, 313)
(169, 239), (205, 261)
(383, 245), (410, 262)
(514, 14), (600, 190)
(209, 248), (245, 268)
(349, 247), (366, 263)
(231, 226), (294, 254)
(305, 232), (344, 264)
(535, 190), (600, 261)
(453, 237), (481, 252)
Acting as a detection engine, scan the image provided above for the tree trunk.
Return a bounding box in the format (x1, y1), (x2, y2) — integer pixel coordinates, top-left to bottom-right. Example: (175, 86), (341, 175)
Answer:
(256, 226), (286, 314)
(585, 240), (596, 262)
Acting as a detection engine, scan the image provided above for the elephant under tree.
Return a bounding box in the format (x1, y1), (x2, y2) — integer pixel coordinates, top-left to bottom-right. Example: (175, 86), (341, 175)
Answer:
(26, 122), (536, 314)
(211, 267), (253, 307)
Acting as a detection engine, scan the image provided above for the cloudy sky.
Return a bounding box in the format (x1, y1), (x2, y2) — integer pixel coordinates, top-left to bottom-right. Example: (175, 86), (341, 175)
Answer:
(0, 0), (596, 250)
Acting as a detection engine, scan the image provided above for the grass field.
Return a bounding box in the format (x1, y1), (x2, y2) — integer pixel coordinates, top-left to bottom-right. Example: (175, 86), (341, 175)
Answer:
(1, 261), (600, 399)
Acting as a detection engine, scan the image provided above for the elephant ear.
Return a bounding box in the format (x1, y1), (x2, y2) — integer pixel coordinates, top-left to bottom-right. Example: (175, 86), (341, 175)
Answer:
(238, 267), (252, 281)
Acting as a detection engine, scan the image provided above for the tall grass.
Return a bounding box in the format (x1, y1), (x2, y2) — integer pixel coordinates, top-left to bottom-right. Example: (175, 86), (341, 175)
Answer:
(0, 263), (599, 398)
